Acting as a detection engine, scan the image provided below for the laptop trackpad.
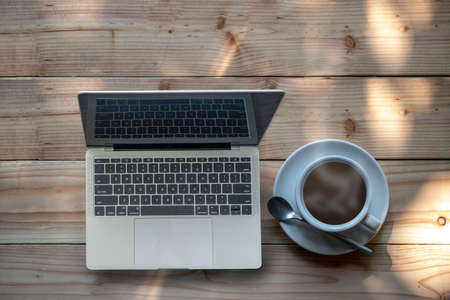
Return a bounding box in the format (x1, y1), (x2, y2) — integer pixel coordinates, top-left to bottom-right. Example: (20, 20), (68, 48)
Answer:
(135, 218), (213, 268)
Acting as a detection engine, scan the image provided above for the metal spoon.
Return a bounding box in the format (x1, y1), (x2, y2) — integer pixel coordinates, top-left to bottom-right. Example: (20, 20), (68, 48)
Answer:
(268, 196), (373, 255)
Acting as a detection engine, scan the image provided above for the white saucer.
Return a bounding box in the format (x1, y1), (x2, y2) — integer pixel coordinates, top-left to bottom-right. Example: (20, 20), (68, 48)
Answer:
(273, 139), (389, 255)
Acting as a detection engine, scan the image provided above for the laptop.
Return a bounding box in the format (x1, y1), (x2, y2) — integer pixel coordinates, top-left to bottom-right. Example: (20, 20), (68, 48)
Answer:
(78, 90), (284, 269)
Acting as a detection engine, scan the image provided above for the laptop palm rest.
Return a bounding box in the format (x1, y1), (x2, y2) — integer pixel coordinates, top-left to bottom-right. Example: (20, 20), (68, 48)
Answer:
(135, 218), (213, 268)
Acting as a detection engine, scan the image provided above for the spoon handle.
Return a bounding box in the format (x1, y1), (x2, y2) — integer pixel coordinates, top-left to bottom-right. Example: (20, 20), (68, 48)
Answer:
(291, 217), (373, 254)
(333, 234), (373, 255)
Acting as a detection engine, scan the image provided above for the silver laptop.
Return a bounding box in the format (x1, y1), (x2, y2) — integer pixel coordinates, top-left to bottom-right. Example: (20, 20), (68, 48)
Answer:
(78, 90), (284, 269)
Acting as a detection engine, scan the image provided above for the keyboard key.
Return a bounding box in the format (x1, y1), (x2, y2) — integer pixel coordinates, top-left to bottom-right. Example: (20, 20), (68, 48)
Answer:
(195, 195), (205, 204)
(106, 206), (115, 216)
(141, 195), (151, 205)
(95, 164), (104, 173)
(241, 157), (251, 161)
(196, 205), (208, 215)
(160, 164), (169, 173)
(176, 174), (186, 183)
(181, 163), (191, 172)
(95, 185), (112, 194)
(219, 173), (229, 183)
(130, 195), (140, 205)
(124, 184), (134, 194)
(228, 194), (251, 204)
(157, 184), (167, 194)
(203, 163), (212, 172)
(95, 206), (105, 216)
(155, 174), (164, 183)
(142, 205), (194, 215)
(236, 163), (251, 172)
(222, 184), (232, 193)
(133, 174), (142, 183)
(241, 173), (251, 183)
(138, 164), (147, 173)
(231, 205), (241, 215)
(116, 164), (126, 173)
(170, 163), (180, 173)
(143, 174), (153, 183)
(201, 184), (210, 194)
(184, 195), (194, 204)
(95, 195), (117, 205)
(168, 184), (178, 194)
(117, 206), (127, 216)
(95, 175), (109, 184)
(105, 164), (115, 173)
(209, 205), (219, 215)
(230, 157), (239, 162)
(119, 195), (129, 205)
(163, 195), (172, 204)
(208, 173), (218, 183)
(233, 184), (251, 193)
(213, 163), (223, 172)
(95, 159), (109, 163)
(136, 185), (145, 194)
(220, 205), (230, 215)
(127, 164), (137, 173)
(198, 173), (207, 183)
(149, 164), (158, 172)
(174, 195), (183, 204)
(179, 184), (188, 194)
(192, 163), (201, 172)
(206, 195), (216, 204)
(230, 173), (240, 183)
(111, 174), (121, 184)
(128, 206), (140, 216)
(189, 184), (199, 194)
(225, 163), (234, 172)
(242, 205), (251, 215)
(146, 184), (156, 194)
(122, 174), (131, 184)
(187, 174), (196, 183)
(217, 195), (227, 204)
(165, 174), (175, 183)
(113, 185), (123, 194)
(152, 195), (161, 204)
(211, 184), (221, 193)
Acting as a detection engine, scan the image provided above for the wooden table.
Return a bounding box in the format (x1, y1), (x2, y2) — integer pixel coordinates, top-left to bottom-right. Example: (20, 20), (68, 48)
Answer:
(1, 1), (449, 299)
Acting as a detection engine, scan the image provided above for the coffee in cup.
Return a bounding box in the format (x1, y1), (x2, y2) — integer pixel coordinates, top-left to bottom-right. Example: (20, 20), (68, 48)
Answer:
(302, 161), (366, 225)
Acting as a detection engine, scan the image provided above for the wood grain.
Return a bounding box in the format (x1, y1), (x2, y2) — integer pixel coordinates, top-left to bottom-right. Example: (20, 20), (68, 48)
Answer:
(0, 77), (449, 160)
(0, 0), (449, 76)
(0, 160), (448, 244)
(0, 244), (449, 299)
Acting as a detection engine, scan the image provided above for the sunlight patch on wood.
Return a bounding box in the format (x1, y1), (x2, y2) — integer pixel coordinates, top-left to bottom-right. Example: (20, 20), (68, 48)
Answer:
(364, 78), (415, 150)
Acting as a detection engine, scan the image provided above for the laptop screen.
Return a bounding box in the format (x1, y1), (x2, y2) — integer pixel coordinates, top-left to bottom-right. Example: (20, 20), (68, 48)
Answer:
(79, 91), (284, 147)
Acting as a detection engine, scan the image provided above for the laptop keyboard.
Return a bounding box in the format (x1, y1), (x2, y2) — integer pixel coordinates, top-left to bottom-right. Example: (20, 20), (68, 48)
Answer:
(95, 98), (249, 139)
(93, 156), (252, 216)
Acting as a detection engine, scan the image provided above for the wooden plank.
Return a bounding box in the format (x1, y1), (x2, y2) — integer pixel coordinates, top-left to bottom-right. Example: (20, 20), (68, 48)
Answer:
(0, 244), (449, 299)
(0, 77), (449, 160)
(0, 160), (448, 244)
(0, 0), (449, 76)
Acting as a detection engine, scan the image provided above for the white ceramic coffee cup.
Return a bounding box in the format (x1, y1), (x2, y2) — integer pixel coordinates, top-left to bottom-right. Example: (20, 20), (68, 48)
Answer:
(295, 155), (381, 233)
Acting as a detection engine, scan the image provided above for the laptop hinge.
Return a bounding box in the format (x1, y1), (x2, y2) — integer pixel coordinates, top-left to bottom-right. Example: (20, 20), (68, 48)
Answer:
(231, 144), (240, 150)
(111, 143), (232, 151)
(104, 144), (114, 152)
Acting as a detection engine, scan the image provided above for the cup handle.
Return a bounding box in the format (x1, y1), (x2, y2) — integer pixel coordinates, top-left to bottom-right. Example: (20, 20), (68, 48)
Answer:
(361, 214), (381, 232)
